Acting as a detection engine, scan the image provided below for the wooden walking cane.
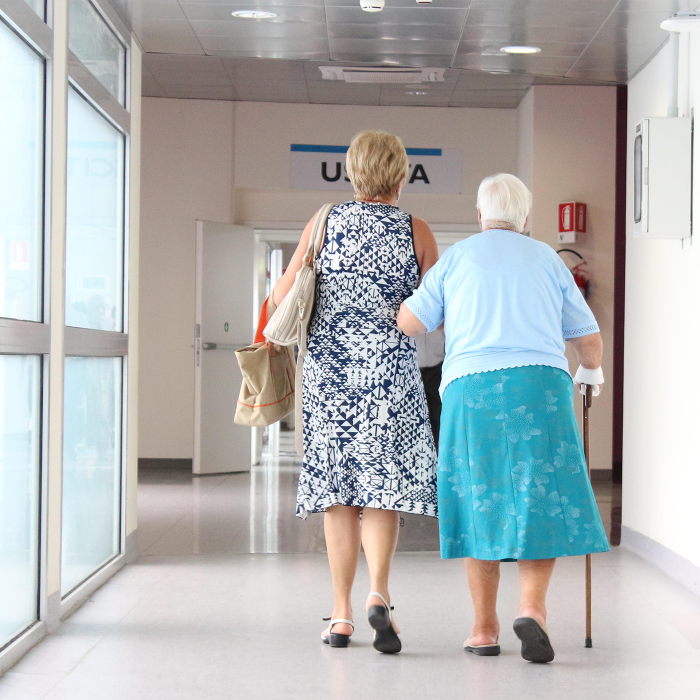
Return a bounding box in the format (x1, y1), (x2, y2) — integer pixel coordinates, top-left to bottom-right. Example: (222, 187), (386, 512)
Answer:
(582, 383), (593, 648)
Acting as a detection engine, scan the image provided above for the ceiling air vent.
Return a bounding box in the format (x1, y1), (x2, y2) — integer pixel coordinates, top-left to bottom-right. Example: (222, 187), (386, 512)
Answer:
(319, 66), (445, 84)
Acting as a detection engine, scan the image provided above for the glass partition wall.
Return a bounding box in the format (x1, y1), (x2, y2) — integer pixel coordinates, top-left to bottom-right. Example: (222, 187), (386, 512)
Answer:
(0, 0), (137, 662)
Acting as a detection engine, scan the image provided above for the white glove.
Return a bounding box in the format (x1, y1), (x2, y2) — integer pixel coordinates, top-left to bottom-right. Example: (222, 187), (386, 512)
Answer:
(573, 365), (604, 397)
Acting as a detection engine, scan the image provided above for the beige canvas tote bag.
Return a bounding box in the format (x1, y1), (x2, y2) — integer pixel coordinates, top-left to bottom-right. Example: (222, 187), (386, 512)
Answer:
(234, 297), (296, 427)
(264, 203), (334, 454)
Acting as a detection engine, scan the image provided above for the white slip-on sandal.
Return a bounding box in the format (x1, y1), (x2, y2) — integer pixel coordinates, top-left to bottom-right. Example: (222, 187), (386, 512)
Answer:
(321, 618), (354, 648)
(367, 592), (401, 654)
(463, 638), (501, 656)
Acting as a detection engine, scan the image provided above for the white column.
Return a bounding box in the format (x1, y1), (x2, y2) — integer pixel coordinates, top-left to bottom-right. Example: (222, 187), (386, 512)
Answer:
(125, 37), (142, 561)
(44, 0), (69, 629)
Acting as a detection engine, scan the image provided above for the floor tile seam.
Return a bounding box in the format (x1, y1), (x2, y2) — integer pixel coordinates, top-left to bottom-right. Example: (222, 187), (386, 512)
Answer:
(611, 553), (700, 610)
(607, 567), (700, 650)
(32, 564), (175, 689)
(140, 508), (198, 555)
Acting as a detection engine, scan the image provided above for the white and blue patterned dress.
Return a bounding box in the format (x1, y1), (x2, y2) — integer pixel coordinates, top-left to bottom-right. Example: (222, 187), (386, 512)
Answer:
(296, 201), (438, 519)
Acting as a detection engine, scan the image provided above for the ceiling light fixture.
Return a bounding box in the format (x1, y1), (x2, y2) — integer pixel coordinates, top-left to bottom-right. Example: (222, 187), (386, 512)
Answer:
(231, 10), (278, 19)
(660, 11), (700, 31)
(360, 0), (385, 11)
(406, 90), (428, 95)
(416, 0), (433, 3)
(500, 45), (541, 54)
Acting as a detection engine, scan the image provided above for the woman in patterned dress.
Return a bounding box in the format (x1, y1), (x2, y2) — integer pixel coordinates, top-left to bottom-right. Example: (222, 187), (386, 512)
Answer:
(273, 130), (438, 653)
(398, 173), (609, 663)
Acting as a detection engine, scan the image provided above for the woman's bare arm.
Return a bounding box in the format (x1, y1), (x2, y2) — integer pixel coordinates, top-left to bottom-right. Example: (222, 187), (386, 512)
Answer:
(413, 217), (438, 279)
(272, 209), (320, 306)
(568, 332), (603, 369)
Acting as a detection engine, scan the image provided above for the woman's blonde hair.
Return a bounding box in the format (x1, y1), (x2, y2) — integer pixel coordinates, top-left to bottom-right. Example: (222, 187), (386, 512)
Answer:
(346, 130), (410, 200)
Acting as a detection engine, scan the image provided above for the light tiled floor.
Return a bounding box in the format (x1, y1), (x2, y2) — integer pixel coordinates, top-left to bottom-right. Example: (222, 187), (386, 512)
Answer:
(1, 457), (698, 700)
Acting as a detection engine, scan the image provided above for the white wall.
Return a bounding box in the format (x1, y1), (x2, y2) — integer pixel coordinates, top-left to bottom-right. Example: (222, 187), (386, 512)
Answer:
(518, 85), (618, 472)
(139, 98), (234, 459)
(623, 39), (700, 567)
(233, 102), (518, 226)
(139, 100), (517, 459)
(138, 94), (620, 469)
(516, 89), (534, 191)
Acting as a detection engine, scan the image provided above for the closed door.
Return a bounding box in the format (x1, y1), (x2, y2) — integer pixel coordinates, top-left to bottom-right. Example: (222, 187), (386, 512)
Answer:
(194, 221), (254, 475)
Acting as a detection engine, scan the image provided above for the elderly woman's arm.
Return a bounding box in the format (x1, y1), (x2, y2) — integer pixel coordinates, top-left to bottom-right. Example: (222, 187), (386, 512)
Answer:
(397, 304), (427, 336)
(568, 332), (604, 395)
(568, 332), (603, 369)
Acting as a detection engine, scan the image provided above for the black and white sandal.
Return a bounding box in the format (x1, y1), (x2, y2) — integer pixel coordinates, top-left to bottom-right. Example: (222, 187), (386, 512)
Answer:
(367, 592), (402, 654)
(463, 638), (501, 656)
(321, 618), (354, 648)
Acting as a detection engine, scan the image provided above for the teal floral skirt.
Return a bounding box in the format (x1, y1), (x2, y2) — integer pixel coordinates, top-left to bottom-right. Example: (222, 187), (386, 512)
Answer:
(438, 366), (610, 560)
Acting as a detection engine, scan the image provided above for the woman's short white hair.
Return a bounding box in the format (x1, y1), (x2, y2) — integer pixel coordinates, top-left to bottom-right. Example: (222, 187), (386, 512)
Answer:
(477, 173), (532, 232)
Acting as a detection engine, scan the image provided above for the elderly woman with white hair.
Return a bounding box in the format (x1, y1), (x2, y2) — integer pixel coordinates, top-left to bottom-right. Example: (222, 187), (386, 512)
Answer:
(397, 173), (609, 663)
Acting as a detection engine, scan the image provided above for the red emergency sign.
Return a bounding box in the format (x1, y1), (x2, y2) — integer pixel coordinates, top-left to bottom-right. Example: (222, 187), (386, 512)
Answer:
(558, 202), (587, 234)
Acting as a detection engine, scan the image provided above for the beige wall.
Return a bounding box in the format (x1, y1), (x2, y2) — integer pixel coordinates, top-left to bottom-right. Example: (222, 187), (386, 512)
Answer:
(233, 102), (518, 226)
(139, 99), (518, 459)
(623, 39), (700, 567)
(518, 85), (618, 472)
(139, 98), (234, 458)
(139, 94), (618, 468)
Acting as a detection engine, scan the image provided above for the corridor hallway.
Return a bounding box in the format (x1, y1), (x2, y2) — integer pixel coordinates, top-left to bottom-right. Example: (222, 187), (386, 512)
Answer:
(1, 449), (698, 700)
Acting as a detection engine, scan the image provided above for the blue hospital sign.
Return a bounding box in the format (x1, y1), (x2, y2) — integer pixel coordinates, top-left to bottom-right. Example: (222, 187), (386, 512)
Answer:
(289, 144), (462, 194)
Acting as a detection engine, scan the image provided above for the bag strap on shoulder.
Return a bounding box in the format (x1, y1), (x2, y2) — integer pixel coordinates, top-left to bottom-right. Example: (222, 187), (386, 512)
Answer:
(304, 203), (335, 265)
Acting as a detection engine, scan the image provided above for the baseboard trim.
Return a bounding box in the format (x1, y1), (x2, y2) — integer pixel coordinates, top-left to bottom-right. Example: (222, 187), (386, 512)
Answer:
(621, 525), (700, 598)
(138, 458), (192, 470)
(590, 469), (613, 482)
(0, 622), (47, 676)
(125, 529), (139, 564)
(60, 554), (126, 622)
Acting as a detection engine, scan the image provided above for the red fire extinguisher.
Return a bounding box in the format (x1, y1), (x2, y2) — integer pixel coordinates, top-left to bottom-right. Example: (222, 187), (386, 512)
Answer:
(557, 249), (592, 299)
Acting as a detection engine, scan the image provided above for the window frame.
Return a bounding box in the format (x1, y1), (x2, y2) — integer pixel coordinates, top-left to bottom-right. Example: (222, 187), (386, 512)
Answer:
(0, 0), (134, 659)
(0, 5), (51, 653)
(59, 0), (130, 604)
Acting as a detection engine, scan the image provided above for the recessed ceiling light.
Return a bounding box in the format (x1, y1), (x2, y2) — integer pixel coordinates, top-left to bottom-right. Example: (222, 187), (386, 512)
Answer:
(660, 12), (700, 31)
(500, 45), (542, 54)
(231, 10), (278, 19)
(416, 0), (433, 3)
(360, 0), (385, 11)
(406, 90), (428, 95)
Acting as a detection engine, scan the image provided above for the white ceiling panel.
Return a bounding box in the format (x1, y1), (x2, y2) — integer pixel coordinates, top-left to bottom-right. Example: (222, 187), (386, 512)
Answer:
(223, 57), (310, 102)
(160, 84), (238, 99)
(144, 54), (231, 85)
(181, 0), (324, 4)
(115, 0), (687, 105)
(130, 2), (188, 34)
(181, 4), (327, 22)
(189, 20), (328, 38)
(200, 35), (330, 59)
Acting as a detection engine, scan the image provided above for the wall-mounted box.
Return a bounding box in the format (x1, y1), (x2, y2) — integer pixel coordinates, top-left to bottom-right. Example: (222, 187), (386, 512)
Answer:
(558, 202), (586, 244)
(634, 117), (692, 239)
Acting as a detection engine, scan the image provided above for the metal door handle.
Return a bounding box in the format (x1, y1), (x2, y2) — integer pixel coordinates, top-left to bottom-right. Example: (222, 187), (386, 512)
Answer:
(202, 342), (247, 350)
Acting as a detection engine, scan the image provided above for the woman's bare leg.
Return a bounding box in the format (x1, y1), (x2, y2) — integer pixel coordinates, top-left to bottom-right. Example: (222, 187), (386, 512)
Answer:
(465, 558), (501, 645)
(323, 505), (362, 637)
(517, 558), (556, 627)
(361, 508), (400, 631)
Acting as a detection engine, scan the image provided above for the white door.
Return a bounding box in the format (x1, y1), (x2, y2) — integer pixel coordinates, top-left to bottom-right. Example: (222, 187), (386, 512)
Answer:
(194, 221), (254, 475)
